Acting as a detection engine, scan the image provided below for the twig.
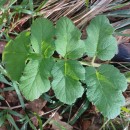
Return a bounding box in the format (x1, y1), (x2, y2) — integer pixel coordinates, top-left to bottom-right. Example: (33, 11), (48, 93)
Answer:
(110, 62), (130, 71)
(5, 100), (11, 108)
(38, 106), (61, 130)
(0, 103), (28, 110)
(99, 119), (109, 130)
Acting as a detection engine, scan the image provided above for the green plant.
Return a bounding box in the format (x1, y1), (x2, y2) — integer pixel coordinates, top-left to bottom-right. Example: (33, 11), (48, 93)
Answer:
(2, 15), (128, 119)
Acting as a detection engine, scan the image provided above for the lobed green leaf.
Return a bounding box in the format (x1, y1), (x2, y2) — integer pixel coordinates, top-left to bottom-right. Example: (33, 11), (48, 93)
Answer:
(85, 15), (118, 60)
(55, 17), (85, 59)
(19, 58), (54, 101)
(51, 60), (85, 104)
(31, 18), (55, 57)
(2, 31), (30, 81)
(85, 64), (127, 119)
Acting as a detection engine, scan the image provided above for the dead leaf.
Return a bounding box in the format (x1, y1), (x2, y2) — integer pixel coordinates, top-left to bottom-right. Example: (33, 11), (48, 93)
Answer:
(0, 83), (5, 89)
(50, 112), (73, 130)
(0, 42), (6, 54)
(31, 116), (39, 127)
(0, 126), (7, 130)
(87, 116), (102, 130)
(82, 120), (91, 130)
(5, 91), (18, 105)
(26, 98), (47, 114)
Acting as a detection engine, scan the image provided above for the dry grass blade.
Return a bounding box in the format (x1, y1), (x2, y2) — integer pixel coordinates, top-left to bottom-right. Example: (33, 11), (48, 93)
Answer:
(75, 0), (113, 27)
(39, 0), (112, 28)
(8, 0), (130, 32)
(38, 0), (127, 28)
(40, 0), (85, 21)
(116, 29), (130, 43)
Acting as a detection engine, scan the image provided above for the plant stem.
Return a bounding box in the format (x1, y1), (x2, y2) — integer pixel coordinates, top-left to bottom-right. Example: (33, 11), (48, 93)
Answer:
(0, 64), (9, 77)
(91, 56), (96, 66)
(99, 119), (109, 130)
(80, 61), (101, 67)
